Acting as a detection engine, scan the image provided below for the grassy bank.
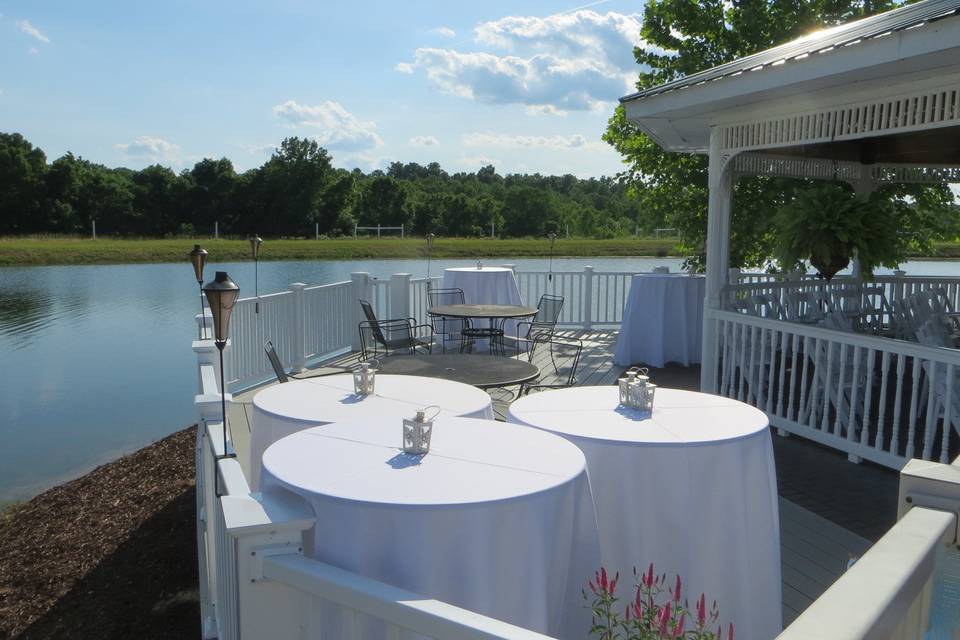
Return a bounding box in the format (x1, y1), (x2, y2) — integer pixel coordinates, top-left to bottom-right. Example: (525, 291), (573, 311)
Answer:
(0, 236), (681, 266)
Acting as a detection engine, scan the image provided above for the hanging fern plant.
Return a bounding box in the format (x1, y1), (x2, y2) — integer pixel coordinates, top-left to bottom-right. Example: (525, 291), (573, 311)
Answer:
(773, 184), (901, 280)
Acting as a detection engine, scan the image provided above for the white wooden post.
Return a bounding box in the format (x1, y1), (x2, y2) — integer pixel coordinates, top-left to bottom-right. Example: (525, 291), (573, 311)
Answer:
(701, 128), (735, 393)
(583, 265), (595, 331)
(228, 485), (316, 640)
(377, 224), (382, 238)
(91, 219), (97, 240)
(290, 283), (307, 372)
(401, 224), (405, 239)
(350, 272), (371, 352)
(390, 273), (412, 321)
(315, 222), (319, 240)
(214, 221), (219, 239)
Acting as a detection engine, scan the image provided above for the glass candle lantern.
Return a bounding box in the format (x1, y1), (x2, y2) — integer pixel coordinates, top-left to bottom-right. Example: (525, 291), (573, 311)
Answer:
(353, 360), (378, 396)
(402, 406), (438, 455)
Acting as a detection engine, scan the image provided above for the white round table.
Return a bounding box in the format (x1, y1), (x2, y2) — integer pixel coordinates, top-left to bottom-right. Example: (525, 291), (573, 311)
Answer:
(261, 416), (600, 639)
(507, 386), (781, 640)
(442, 267), (524, 342)
(249, 374), (494, 489)
(614, 273), (705, 367)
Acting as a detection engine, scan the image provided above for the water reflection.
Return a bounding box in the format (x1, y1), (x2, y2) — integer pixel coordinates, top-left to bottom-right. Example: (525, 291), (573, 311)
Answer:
(0, 256), (948, 502)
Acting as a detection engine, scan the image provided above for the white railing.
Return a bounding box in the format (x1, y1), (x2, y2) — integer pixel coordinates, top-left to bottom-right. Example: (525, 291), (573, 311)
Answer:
(226, 266), (640, 391)
(707, 307), (960, 468)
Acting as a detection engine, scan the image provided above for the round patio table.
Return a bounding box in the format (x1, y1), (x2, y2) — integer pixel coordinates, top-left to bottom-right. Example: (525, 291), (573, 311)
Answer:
(248, 374), (493, 490)
(507, 386), (781, 640)
(429, 304), (537, 354)
(377, 353), (540, 388)
(261, 416), (600, 639)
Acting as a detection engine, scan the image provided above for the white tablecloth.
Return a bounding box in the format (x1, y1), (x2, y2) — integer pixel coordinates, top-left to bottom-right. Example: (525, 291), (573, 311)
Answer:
(507, 387), (781, 640)
(442, 267), (524, 341)
(261, 416), (600, 639)
(614, 273), (705, 367)
(249, 374), (494, 489)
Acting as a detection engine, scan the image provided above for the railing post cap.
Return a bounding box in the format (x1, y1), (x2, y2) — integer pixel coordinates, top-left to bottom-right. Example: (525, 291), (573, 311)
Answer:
(290, 282), (307, 290)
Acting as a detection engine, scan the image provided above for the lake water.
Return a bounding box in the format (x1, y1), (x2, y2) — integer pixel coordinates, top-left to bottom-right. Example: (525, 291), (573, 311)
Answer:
(1, 256), (957, 502)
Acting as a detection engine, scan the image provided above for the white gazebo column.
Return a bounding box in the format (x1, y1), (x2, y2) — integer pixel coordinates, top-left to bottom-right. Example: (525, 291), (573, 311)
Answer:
(701, 129), (735, 393)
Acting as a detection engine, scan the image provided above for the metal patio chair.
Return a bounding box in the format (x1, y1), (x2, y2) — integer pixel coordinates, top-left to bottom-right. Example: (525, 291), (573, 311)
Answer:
(514, 294), (564, 355)
(520, 333), (583, 396)
(426, 287), (471, 352)
(358, 299), (433, 361)
(263, 340), (351, 384)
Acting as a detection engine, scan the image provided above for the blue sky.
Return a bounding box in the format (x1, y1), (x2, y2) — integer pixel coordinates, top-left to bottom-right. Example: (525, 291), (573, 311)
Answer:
(0, 0), (646, 177)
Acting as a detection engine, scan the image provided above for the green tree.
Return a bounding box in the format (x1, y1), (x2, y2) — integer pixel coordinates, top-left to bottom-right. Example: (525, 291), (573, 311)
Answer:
(602, 0), (954, 269)
(186, 158), (237, 236)
(0, 133), (47, 233)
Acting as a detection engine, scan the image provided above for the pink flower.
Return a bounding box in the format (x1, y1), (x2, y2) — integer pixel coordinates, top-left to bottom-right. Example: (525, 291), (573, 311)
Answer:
(697, 593), (707, 627)
(610, 571), (619, 596)
(658, 602), (672, 636)
(644, 563), (655, 588)
(673, 574), (682, 603)
(729, 622), (735, 640)
(599, 567), (608, 592)
(674, 613), (685, 638)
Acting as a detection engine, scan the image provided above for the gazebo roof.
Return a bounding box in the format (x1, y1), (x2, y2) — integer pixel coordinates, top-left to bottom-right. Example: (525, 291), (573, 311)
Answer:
(620, 0), (960, 168)
(621, 0), (960, 103)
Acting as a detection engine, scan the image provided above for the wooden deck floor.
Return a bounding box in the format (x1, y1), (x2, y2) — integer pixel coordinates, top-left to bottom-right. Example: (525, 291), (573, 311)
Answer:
(228, 329), (877, 628)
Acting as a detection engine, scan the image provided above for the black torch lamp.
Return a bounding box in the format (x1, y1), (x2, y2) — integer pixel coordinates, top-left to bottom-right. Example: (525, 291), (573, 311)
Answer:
(203, 271), (240, 459)
(426, 233), (435, 280)
(250, 234), (263, 312)
(189, 245), (209, 339)
(548, 232), (557, 282)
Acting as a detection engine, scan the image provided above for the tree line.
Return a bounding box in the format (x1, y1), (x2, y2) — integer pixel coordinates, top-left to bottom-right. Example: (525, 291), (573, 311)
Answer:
(0, 133), (645, 239)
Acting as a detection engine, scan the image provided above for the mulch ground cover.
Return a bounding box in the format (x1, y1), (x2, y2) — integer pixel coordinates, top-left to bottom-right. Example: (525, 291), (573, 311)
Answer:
(0, 427), (199, 639)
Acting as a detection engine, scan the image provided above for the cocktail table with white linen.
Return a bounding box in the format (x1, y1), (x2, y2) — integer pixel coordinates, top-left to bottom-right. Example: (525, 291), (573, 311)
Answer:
(507, 386), (781, 640)
(614, 273), (705, 367)
(249, 374), (493, 489)
(442, 266), (524, 340)
(260, 416), (601, 639)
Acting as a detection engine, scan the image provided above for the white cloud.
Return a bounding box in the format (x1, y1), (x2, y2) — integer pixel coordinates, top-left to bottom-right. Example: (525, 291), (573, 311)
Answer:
(409, 135), (439, 147)
(431, 26), (456, 38)
(463, 132), (600, 150)
(28, 47), (39, 55)
(272, 100), (383, 151)
(17, 19), (50, 44)
(115, 136), (181, 162)
(398, 11), (644, 113)
(474, 11), (643, 72)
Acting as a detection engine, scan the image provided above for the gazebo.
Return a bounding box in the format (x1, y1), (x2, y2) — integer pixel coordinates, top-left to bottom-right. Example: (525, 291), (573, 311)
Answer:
(620, 0), (960, 468)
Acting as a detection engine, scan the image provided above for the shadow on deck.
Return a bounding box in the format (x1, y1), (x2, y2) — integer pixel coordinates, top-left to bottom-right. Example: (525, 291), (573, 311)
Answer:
(229, 329), (896, 628)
